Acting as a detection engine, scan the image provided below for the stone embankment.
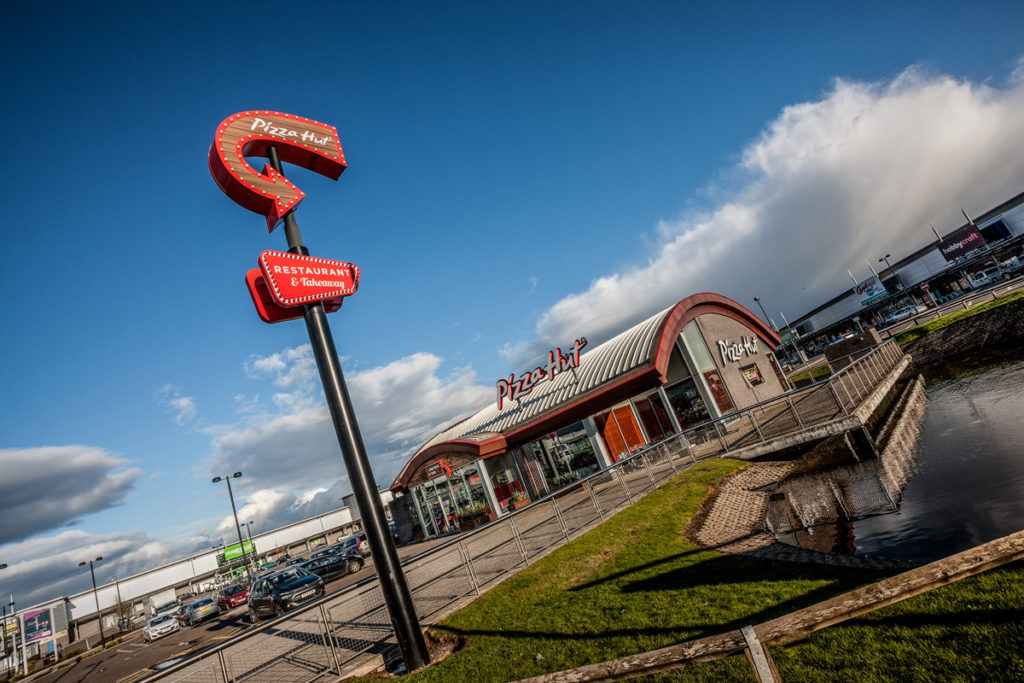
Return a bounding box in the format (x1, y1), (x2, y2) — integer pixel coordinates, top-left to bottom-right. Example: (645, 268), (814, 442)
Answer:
(687, 376), (928, 569)
(901, 295), (1024, 369)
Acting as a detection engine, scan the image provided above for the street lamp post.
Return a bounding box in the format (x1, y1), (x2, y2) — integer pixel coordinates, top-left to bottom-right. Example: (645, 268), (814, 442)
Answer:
(752, 297), (777, 331)
(878, 254), (902, 289)
(212, 473), (249, 582)
(78, 557), (105, 649)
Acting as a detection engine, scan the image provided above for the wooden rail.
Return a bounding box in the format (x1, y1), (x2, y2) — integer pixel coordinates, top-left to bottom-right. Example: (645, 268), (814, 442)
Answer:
(515, 528), (1024, 682)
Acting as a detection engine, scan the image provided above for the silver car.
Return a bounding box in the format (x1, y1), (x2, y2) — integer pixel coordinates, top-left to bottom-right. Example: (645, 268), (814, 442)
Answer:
(142, 614), (180, 642)
(184, 597), (220, 626)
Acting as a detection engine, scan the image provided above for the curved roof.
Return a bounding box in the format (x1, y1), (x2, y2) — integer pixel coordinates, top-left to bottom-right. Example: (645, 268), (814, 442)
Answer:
(391, 292), (778, 488)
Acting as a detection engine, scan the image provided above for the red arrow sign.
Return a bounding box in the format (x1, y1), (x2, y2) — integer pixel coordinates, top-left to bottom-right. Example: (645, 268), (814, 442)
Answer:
(209, 111), (346, 232)
(246, 269), (343, 324)
(258, 250), (360, 308)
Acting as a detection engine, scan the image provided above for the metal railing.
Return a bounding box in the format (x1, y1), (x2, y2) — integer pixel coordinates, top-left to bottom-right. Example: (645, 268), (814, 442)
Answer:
(145, 342), (905, 683)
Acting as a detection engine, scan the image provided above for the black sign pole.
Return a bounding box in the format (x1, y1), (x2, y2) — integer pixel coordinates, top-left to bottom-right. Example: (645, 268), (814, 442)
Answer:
(265, 147), (430, 671)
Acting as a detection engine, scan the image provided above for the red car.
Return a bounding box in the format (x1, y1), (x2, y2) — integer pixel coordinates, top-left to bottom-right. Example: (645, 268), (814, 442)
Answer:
(217, 583), (249, 610)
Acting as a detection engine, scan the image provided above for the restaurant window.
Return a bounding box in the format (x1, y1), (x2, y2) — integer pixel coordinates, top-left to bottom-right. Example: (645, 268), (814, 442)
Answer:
(412, 461), (488, 537)
(535, 421), (601, 489)
(681, 322), (736, 415)
(633, 393), (674, 442)
(594, 404), (646, 461)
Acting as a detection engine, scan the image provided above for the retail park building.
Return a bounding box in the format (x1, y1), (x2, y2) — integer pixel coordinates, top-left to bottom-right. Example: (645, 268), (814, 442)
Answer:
(391, 293), (783, 537)
(791, 190), (1024, 348)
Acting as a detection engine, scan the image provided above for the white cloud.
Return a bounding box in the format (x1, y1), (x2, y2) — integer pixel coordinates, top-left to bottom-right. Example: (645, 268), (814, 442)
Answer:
(505, 64), (1024, 362)
(207, 350), (492, 502)
(245, 345), (318, 389)
(155, 384), (198, 425)
(0, 528), (196, 608)
(0, 446), (142, 544)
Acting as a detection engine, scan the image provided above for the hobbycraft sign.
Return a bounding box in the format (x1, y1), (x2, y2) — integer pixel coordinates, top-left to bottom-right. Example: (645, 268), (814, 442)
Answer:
(259, 250), (360, 307)
(209, 111), (347, 231)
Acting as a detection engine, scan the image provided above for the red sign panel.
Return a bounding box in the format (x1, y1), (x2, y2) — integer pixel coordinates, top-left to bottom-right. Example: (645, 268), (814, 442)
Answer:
(258, 251), (359, 308)
(209, 111), (347, 232)
(246, 269), (342, 324)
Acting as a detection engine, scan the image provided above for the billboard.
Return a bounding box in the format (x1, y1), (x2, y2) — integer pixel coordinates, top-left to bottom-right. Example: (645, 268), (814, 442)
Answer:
(221, 541), (255, 562)
(938, 225), (986, 262)
(855, 275), (888, 305)
(23, 609), (52, 643)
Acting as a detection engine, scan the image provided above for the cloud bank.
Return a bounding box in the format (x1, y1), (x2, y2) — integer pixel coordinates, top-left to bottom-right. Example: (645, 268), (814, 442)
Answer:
(0, 447), (142, 544)
(520, 65), (1024, 359)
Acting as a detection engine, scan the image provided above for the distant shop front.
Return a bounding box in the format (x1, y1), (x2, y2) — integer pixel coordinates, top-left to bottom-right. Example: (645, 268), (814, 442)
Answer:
(391, 293), (784, 539)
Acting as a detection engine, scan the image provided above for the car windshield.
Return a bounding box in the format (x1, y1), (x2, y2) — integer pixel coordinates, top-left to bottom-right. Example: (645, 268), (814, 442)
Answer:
(270, 569), (304, 586)
(193, 599), (213, 607)
(151, 615), (174, 626)
(225, 585), (245, 595)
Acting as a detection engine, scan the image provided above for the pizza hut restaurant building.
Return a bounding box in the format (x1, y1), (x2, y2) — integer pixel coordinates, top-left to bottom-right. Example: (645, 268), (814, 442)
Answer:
(391, 292), (784, 538)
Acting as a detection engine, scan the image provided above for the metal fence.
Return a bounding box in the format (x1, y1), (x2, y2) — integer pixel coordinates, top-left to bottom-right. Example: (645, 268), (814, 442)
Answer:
(145, 342), (905, 683)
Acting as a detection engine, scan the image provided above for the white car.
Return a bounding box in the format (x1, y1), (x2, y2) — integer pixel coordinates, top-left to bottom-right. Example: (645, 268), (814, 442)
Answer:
(142, 614), (180, 642)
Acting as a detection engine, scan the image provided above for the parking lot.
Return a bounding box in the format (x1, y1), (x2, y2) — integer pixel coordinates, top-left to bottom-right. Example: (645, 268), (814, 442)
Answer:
(28, 536), (451, 683)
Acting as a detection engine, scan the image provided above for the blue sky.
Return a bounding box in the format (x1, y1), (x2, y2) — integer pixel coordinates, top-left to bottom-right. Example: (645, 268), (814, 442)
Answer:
(3, 1), (1024, 606)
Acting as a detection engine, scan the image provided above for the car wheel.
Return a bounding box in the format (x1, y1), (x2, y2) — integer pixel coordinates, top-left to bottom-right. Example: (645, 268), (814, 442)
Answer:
(248, 607), (259, 624)
(273, 603), (284, 618)
(348, 559), (363, 574)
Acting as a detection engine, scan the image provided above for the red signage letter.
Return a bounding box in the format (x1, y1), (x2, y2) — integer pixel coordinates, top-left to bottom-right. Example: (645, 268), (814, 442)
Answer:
(209, 111), (347, 232)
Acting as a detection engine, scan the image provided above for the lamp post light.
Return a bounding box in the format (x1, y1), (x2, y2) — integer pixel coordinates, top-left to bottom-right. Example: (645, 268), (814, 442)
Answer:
(878, 254), (903, 289)
(212, 473), (249, 581)
(78, 557), (105, 649)
(752, 297), (777, 331)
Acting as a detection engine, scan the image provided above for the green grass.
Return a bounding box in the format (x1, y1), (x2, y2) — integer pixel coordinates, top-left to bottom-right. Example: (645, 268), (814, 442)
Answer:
(353, 459), (1024, 682)
(894, 290), (1024, 344)
(788, 363), (833, 385)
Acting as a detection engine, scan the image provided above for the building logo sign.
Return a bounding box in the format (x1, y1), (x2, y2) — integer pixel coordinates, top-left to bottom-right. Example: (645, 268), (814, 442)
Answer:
(23, 609), (52, 643)
(717, 336), (759, 364)
(425, 460), (453, 479)
(938, 224), (986, 262)
(496, 338), (588, 410)
(855, 275), (888, 305)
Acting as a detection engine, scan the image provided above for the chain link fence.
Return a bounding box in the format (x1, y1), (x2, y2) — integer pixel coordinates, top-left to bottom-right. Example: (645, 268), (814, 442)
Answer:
(145, 342), (905, 683)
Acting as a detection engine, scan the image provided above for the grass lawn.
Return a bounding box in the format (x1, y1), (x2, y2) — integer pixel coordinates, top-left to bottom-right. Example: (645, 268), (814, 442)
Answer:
(788, 362), (833, 386)
(356, 459), (1024, 682)
(894, 290), (1024, 344)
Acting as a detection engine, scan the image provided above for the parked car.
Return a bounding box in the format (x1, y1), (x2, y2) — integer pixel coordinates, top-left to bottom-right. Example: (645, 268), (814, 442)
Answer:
(142, 614), (180, 642)
(184, 597), (220, 626)
(297, 551), (364, 582)
(971, 266), (1002, 287)
(247, 567), (325, 623)
(217, 583), (249, 610)
(336, 532), (370, 556)
(882, 306), (920, 326)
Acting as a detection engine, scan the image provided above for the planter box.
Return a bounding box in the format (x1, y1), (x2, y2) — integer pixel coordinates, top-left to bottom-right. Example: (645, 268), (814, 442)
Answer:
(458, 514), (493, 533)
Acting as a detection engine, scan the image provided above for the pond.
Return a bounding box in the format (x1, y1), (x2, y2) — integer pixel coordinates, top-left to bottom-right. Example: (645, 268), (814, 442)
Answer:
(767, 357), (1024, 563)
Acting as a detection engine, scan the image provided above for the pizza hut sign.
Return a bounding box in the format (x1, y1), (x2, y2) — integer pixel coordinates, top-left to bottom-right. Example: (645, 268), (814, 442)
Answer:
(717, 336), (759, 364)
(496, 338), (587, 410)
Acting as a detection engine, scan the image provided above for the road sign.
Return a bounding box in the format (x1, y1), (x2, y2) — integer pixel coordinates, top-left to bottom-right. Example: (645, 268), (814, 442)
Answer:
(245, 269), (342, 324)
(921, 282), (929, 290)
(209, 111), (346, 231)
(258, 250), (359, 307)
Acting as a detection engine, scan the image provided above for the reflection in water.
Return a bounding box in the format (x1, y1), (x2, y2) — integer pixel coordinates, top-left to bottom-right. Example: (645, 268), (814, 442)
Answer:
(766, 359), (1024, 563)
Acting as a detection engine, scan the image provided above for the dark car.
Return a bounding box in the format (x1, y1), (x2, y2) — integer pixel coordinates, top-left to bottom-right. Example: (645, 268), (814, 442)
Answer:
(217, 583), (249, 610)
(337, 532), (370, 556)
(297, 552), (363, 583)
(247, 566), (325, 622)
(174, 603), (191, 625)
